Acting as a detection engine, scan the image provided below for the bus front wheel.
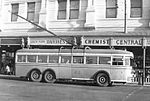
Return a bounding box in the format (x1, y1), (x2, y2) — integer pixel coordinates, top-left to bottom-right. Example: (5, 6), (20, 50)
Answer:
(43, 71), (56, 83)
(96, 73), (109, 87)
(29, 70), (42, 82)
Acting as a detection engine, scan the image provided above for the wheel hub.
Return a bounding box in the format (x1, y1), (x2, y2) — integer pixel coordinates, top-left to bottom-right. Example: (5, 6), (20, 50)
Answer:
(46, 74), (53, 80)
(33, 73), (40, 79)
(99, 77), (106, 83)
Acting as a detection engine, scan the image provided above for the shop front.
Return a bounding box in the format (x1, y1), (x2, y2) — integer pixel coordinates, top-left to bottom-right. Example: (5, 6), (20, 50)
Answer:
(1, 33), (150, 81)
(81, 36), (150, 83)
(0, 38), (23, 74)
(27, 36), (150, 69)
(27, 35), (150, 81)
(82, 36), (148, 63)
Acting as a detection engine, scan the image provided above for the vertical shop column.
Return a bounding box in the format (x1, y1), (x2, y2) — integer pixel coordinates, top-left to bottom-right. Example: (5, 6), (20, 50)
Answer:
(0, 47), (2, 73)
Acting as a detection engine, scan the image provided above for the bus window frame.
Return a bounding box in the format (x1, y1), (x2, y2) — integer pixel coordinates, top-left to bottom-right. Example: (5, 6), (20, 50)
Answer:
(85, 56), (98, 64)
(99, 56), (111, 65)
(60, 55), (72, 64)
(17, 55), (27, 63)
(73, 56), (84, 64)
(49, 55), (59, 64)
(37, 55), (48, 63)
(27, 55), (37, 63)
(112, 56), (124, 66)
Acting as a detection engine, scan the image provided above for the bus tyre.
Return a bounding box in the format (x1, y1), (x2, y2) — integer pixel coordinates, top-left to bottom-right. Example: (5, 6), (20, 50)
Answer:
(43, 71), (56, 83)
(30, 70), (42, 82)
(96, 73), (109, 87)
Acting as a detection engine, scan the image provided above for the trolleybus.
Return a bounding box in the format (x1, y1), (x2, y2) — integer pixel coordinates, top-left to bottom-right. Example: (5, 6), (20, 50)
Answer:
(15, 48), (134, 86)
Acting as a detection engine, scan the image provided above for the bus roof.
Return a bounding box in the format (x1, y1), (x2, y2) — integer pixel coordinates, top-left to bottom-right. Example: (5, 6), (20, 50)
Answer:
(16, 48), (133, 57)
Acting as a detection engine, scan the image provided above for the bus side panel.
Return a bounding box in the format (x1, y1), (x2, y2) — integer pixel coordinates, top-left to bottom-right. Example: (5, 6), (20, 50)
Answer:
(125, 67), (133, 83)
(15, 63), (59, 78)
(71, 64), (111, 80)
(15, 63), (37, 77)
(85, 64), (111, 79)
(58, 64), (71, 79)
(110, 66), (132, 82)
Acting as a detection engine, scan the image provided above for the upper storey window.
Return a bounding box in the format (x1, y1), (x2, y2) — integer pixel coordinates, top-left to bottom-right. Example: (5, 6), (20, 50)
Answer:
(11, 3), (19, 22)
(130, 0), (142, 18)
(106, 0), (117, 18)
(57, 0), (80, 20)
(27, 2), (35, 21)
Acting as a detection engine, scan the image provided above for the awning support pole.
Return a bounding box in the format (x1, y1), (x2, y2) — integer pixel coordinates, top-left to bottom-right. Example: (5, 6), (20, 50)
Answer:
(142, 37), (146, 85)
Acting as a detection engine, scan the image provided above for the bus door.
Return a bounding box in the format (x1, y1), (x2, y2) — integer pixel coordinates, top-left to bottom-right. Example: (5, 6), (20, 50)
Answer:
(58, 55), (72, 79)
(110, 56), (126, 81)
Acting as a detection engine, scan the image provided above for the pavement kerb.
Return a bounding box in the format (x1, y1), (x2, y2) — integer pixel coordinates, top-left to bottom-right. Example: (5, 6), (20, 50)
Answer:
(0, 74), (21, 80)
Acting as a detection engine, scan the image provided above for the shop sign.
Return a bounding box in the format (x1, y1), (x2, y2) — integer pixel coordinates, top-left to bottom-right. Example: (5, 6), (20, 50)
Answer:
(82, 37), (143, 46)
(113, 38), (142, 46)
(82, 37), (109, 46)
(0, 38), (22, 45)
(29, 37), (72, 46)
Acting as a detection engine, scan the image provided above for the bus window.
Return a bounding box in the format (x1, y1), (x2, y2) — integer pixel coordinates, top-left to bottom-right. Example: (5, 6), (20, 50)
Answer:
(112, 57), (123, 65)
(49, 55), (59, 63)
(38, 55), (47, 63)
(61, 56), (71, 63)
(73, 56), (84, 64)
(27, 55), (37, 63)
(99, 57), (111, 64)
(125, 58), (130, 66)
(86, 56), (97, 64)
(17, 55), (26, 62)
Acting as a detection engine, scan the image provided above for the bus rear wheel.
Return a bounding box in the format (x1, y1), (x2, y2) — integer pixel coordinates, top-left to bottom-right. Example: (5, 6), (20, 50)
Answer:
(43, 71), (56, 83)
(96, 73), (109, 87)
(30, 70), (42, 82)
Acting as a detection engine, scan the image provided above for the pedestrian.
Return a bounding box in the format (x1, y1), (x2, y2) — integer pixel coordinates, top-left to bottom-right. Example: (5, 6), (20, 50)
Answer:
(6, 64), (11, 75)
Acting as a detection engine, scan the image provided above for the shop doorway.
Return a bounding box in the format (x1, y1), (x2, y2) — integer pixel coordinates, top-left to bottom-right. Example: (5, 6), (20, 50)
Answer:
(0, 46), (21, 75)
(1, 50), (15, 75)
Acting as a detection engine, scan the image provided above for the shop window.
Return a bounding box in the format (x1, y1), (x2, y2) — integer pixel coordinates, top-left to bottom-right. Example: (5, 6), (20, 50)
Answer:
(27, 2), (35, 21)
(86, 56), (97, 64)
(73, 56), (84, 64)
(99, 57), (111, 64)
(38, 55), (47, 63)
(27, 55), (36, 63)
(57, 0), (79, 20)
(49, 55), (59, 63)
(130, 0), (142, 18)
(106, 0), (117, 18)
(61, 56), (71, 63)
(17, 55), (26, 62)
(11, 3), (19, 22)
(112, 57), (123, 65)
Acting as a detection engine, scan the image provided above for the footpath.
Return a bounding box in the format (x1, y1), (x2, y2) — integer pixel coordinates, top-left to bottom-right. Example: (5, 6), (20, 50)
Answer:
(0, 74), (22, 81)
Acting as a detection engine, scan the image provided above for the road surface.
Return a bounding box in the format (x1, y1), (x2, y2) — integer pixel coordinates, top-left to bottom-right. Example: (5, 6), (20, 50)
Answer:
(0, 78), (149, 101)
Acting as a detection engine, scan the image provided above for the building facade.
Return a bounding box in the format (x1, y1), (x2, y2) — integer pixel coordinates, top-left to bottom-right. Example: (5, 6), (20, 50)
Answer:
(2, 0), (150, 32)
(0, 0), (150, 74)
